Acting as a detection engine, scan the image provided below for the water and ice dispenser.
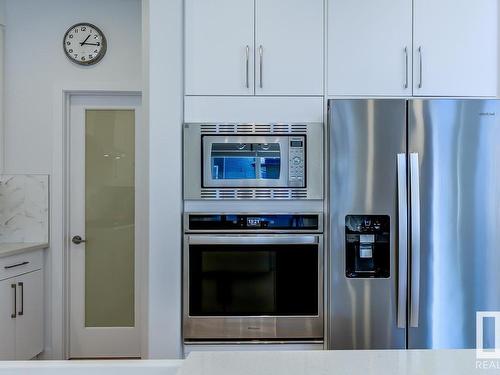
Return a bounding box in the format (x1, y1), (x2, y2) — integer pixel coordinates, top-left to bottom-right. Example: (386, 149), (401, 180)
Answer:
(345, 215), (390, 278)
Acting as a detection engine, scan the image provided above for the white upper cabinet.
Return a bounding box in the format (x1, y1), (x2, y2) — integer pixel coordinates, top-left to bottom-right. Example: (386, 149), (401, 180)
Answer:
(185, 0), (324, 96)
(185, 0), (255, 96)
(413, 0), (498, 97)
(328, 0), (412, 96)
(255, 0), (324, 96)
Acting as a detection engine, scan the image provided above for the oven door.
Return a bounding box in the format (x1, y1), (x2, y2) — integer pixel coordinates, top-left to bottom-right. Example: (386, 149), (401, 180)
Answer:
(202, 136), (290, 188)
(183, 235), (324, 341)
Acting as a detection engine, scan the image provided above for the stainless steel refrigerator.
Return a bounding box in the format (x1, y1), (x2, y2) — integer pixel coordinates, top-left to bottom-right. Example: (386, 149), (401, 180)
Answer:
(328, 99), (500, 349)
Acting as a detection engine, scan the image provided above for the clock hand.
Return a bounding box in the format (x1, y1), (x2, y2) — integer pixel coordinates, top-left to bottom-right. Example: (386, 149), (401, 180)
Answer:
(82, 42), (100, 46)
(80, 35), (91, 46)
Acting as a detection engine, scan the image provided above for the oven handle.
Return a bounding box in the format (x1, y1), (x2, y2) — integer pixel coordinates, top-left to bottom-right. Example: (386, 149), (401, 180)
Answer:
(188, 236), (320, 245)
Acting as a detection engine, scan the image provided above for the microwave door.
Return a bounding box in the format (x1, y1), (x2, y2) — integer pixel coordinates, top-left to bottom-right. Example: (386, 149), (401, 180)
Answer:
(202, 135), (289, 188)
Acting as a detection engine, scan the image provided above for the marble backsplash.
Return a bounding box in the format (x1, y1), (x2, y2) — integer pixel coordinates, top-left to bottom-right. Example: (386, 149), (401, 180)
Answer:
(0, 175), (49, 243)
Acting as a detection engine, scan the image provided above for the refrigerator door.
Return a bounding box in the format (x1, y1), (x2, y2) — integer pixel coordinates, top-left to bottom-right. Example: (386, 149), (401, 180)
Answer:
(408, 99), (500, 349)
(329, 99), (407, 349)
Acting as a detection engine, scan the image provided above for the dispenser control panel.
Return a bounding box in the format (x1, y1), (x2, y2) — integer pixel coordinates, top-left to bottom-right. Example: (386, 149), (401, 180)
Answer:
(345, 215), (390, 278)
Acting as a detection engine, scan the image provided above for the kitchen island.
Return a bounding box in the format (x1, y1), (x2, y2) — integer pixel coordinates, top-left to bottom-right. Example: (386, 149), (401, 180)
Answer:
(0, 350), (497, 374)
(179, 350), (498, 375)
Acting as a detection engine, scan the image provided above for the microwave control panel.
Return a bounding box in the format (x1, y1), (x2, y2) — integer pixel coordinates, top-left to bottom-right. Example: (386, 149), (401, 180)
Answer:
(288, 136), (306, 187)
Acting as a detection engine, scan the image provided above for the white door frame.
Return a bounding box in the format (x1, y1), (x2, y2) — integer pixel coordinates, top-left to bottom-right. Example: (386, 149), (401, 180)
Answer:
(69, 95), (143, 357)
(51, 88), (145, 359)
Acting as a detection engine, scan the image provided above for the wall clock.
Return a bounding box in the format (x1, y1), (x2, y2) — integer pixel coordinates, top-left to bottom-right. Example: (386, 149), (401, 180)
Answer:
(63, 23), (107, 66)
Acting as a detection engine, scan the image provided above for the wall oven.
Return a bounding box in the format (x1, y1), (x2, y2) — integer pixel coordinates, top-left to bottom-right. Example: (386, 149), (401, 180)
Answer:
(183, 123), (323, 200)
(183, 213), (324, 342)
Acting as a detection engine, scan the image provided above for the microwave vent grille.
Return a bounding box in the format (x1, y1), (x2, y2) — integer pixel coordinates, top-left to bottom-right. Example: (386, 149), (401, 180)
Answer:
(199, 188), (308, 200)
(200, 123), (307, 134)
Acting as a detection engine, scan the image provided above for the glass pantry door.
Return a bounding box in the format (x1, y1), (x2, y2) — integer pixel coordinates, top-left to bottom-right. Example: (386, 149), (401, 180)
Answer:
(69, 95), (143, 358)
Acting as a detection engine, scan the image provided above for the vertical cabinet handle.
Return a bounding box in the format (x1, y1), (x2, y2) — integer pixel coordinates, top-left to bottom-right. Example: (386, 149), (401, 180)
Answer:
(18, 282), (24, 316)
(245, 45), (250, 89)
(11, 284), (17, 318)
(397, 154), (408, 329)
(410, 153), (421, 327)
(404, 47), (409, 89)
(259, 45), (263, 89)
(418, 46), (423, 89)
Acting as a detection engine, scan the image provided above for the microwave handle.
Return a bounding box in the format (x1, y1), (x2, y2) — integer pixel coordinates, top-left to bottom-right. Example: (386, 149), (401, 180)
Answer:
(188, 236), (319, 245)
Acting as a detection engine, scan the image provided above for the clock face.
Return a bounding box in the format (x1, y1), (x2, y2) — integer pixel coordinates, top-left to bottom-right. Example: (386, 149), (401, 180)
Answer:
(63, 23), (107, 65)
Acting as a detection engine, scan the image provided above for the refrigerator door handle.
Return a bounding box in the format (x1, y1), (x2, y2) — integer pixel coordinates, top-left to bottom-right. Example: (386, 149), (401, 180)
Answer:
(410, 152), (421, 328)
(397, 153), (408, 329)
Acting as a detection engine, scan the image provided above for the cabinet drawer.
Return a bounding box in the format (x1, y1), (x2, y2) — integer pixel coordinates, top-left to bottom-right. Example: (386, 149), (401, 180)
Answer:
(0, 251), (43, 281)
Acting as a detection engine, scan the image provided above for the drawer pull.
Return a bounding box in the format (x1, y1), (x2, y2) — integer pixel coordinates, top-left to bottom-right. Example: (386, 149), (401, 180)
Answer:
(4, 261), (29, 270)
(11, 284), (16, 318)
(18, 282), (24, 316)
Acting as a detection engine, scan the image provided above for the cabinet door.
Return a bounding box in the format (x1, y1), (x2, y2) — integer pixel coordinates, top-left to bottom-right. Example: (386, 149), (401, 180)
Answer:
(0, 26), (3, 172)
(15, 270), (43, 360)
(414, 0), (498, 96)
(255, 0), (324, 96)
(328, 0), (412, 96)
(185, 0), (255, 95)
(0, 279), (16, 360)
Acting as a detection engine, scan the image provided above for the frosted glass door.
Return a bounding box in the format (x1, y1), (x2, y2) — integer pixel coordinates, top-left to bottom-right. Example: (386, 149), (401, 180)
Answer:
(84, 110), (135, 328)
(70, 95), (141, 358)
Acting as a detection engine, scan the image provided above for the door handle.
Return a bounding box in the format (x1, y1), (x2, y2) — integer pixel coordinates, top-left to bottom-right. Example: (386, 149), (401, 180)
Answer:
(418, 46), (423, 89)
(18, 282), (24, 316)
(397, 153), (408, 329)
(410, 153), (421, 328)
(72, 235), (86, 245)
(404, 47), (409, 89)
(259, 45), (263, 89)
(11, 284), (17, 319)
(245, 45), (250, 89)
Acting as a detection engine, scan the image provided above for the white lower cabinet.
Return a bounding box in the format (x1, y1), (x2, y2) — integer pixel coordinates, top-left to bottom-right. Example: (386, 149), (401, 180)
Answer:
(14, 270), (44, 360)
(0, 279), (16, 360)
(0, 264), (43, 360)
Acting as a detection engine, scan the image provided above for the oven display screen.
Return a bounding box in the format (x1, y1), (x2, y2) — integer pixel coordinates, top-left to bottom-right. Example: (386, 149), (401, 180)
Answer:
(290, 140), (303, 147)
(247, 218), (261, 227)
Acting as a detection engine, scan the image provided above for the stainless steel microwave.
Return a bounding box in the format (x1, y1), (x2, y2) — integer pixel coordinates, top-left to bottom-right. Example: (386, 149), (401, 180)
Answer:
(183, 123), (324, 200)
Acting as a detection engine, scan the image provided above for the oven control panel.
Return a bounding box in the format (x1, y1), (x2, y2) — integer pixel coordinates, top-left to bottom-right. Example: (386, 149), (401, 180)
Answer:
(288, 137), (306, 187)
(187, 214), (321, 232)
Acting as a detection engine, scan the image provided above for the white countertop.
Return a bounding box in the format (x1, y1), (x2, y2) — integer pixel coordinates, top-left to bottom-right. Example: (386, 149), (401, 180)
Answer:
(0, 359), (183, 375)
(0, 242), (49, 258)
(0, 350), (496, 374)
(179, 350), (497, 375)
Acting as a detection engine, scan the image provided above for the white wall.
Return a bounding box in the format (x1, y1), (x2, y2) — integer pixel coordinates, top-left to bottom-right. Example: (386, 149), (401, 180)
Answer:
(3, 0), (142, 359)
(4, 0), (142, 174)
(144, 0), (183, 359)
